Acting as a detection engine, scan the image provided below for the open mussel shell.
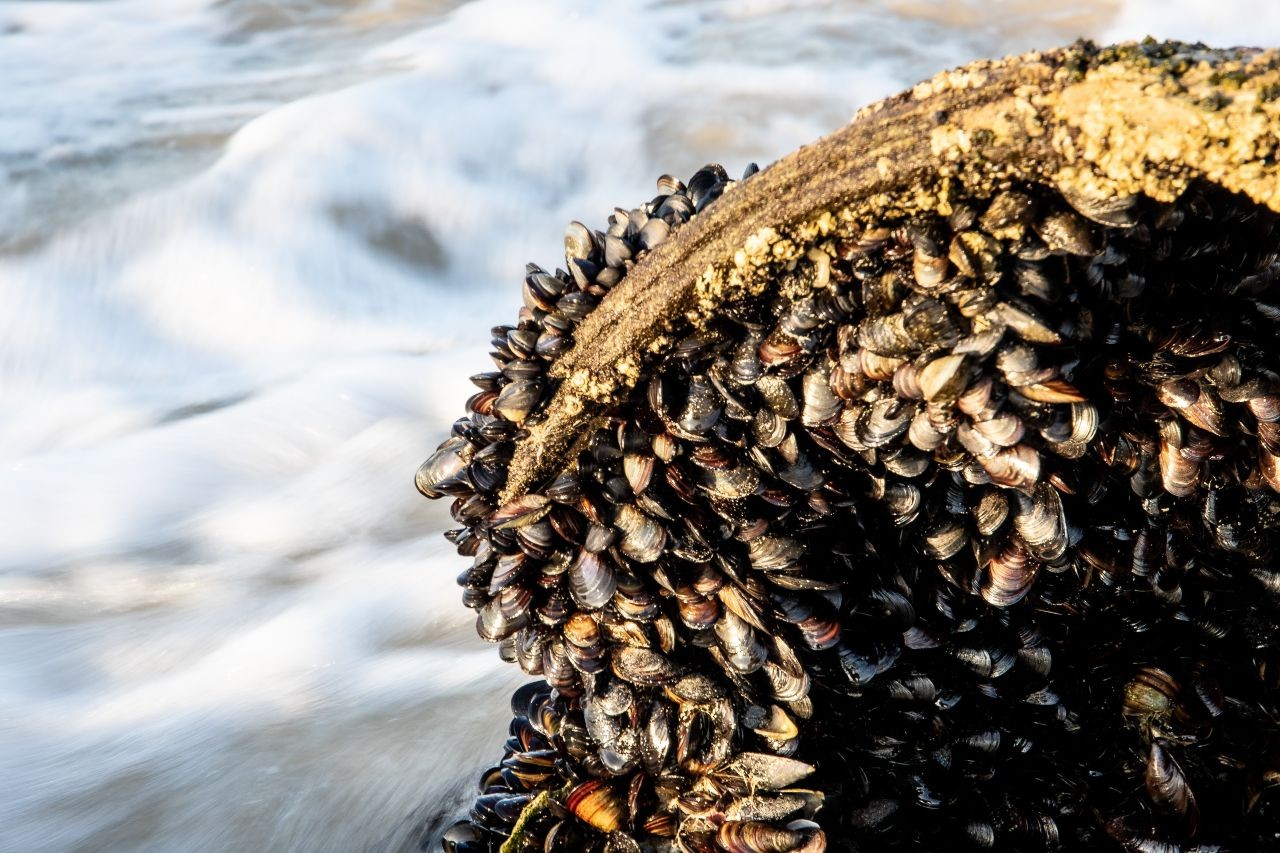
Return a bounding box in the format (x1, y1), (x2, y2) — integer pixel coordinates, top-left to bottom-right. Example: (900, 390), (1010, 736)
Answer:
(747, 704), (799, 741)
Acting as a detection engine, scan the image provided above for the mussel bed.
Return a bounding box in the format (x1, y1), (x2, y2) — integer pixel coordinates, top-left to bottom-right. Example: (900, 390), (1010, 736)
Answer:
(418, 162), (1280, 852)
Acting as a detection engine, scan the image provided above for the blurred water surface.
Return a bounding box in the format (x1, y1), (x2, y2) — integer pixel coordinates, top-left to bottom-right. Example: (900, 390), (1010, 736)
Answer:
(2, 1), (1277, 850)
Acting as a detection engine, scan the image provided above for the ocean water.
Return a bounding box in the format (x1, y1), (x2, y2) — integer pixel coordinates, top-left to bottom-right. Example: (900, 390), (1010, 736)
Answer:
(2, 1), (1278, 850)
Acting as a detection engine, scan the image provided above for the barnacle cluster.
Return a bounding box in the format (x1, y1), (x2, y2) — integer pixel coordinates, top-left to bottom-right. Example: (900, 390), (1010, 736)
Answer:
(417, 48), (1280, 853)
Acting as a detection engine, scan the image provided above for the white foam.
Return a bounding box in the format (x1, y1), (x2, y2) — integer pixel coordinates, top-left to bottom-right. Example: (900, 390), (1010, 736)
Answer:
(1102, 0), (1280, 46)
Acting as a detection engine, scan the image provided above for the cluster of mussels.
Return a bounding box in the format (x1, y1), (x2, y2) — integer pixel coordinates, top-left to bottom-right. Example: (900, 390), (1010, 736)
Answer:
(418, 163), (1280, 852)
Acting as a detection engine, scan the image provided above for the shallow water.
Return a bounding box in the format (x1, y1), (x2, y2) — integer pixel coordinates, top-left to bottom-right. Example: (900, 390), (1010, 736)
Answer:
(2, 1), (1279, 850)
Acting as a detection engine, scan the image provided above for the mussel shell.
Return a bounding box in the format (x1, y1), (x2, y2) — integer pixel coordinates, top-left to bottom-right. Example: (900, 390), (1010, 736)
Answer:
(716, 820), (816, 853)
(615, 504), (667, 563)
(1035, 209), (1100, 255)
(1058, 183), (1139, 227)
(416, 436), (474, 498)
(801, 362), (842, 426)
(919, 354), (969, 403)
(749, 536), (805, 572)
(1145, 740), (1198, 829)
(424, 169), (1280, 853)
(979, 444), (1041, 490)
(696, 462), (763, 499)
(490, 494), (552, 530)
(569, 550), (617, 610)
(494, 379), (544, 424)
(716, 610), (768, 674)
(1013, 484), (1067, 562)
(612, 646), (681, 686)
(973, 489), (1009, 536)
(476, 585), (533, 642)
(979, 540), (1038, 607)
(441, 820), (489, 853)
(565, 779), (626, 833)
(924, 519), (968, 560)
(858, 399), (915, 447)
(678, 376), (723, 436)
(980, 190), (1037, 234)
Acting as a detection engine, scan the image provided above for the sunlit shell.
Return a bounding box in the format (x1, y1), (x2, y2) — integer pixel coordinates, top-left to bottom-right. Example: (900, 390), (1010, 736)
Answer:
(489, 493), (552, 530)
(858, 398), (915, 447)
(566, 779), (626, 833)
(696, 462), (763, 499)
(801, 362), (842, 426)
(562, 612), (601, 649)
(979, 539), (1038, 607)
(623, 453), (655, 495)
(973, 411), (1025, 447)
(415, 435), (475, 498)
(1018, 379), (1085, 404)
(1158, 418), (1200, 498)
(753, 408), (789, 448)
(996, 300), (1062, 344)
(612, 646), (681, 686)
(973, 489), (1009, 537)
(718, 582), (769, 632)
(676, 376), (722, 437)
(716, 820), (818, 853)
(748, 536), (805, 572)
(677, 593), (721, 630)
(907, 409), (946, 451)
(919, 354), (969, 403)
(714, 609), (767, 674)
(1123, 666), (1180, 720)
(569, 549), (617, 610)
(750, 704), (800, 741)
(615, 504), (667, 563)
(1013, 484), (1067, 562)
(859, 349), (906, 381)
(676, 698), (734, 773)
(493, 379), (545, 424)
(487, 552), (526, 594)
(924, 519), (968, 560)
(979, 443), (1041, 490)
(477, 586), (532, 642)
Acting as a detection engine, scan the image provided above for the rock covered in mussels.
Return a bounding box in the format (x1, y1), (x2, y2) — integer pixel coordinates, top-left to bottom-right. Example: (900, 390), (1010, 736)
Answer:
(418, 158), (1280, 852)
